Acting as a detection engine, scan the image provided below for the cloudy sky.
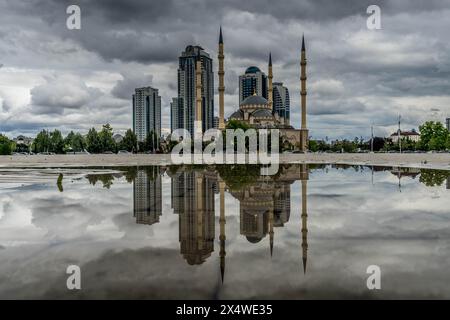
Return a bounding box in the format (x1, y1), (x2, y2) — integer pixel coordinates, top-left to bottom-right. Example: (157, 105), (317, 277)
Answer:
(0, 0), (449, 139)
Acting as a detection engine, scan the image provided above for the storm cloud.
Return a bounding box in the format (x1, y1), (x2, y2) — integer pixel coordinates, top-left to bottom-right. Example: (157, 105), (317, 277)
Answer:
(0, 0), (449, 138)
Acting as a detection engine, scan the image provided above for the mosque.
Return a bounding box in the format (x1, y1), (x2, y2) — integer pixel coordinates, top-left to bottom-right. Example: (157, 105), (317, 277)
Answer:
(216, 28), (309, 151)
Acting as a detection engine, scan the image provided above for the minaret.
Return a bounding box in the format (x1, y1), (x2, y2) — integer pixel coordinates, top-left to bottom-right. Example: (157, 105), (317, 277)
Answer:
(268, 53), (273, 111)
(195, 52), (203, 133)
(219, 181), (226, 283)
(300, 164), (309, 274)
(218, 27), (225, 130)
(300, 35), (309, 152)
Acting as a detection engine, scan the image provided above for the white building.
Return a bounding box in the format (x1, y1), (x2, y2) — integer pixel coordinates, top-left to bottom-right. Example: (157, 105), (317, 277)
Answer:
(132, 87), (161, 142)
(389, 130), (420, 143)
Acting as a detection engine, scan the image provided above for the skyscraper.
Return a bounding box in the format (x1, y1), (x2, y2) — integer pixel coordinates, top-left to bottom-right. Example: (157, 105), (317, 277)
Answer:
(446, 118), (450, 131)
(177, 45), (214, 135)
(273, 82), (290, 125)
(239, 66), (268, 104)
(170, 97), (180, 132)
(132, 87), (161, 142)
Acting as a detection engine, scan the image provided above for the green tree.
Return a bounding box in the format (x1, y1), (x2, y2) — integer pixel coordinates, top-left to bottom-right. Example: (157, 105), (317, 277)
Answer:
(33, 130), (51, 153)
(50, 129), (64, 154)
(418, 121), (449, 151)
(121, 129), (137, 152)
(0, 134), (13, 155)
(86, 128), (101, 153)
(99, 123), (116, 152)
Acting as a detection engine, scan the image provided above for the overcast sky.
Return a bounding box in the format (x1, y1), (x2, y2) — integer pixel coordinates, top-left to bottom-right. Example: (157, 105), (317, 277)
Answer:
(0, 0), (449, 139)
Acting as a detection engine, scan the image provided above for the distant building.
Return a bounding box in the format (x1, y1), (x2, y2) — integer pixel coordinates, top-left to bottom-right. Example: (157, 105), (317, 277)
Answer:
(446, 118), (450, 131)
(273, 82), (290, 125)
(132, 87), (161, 142)
(213, 116), (219, 129)
(390, 130), (420, 143)
(170, 97), (180, 132)
(177, 45), (214, 135)
(239, 66), (268, 104)
(113, 134), (123, 144)
(13, 135), (33, 146)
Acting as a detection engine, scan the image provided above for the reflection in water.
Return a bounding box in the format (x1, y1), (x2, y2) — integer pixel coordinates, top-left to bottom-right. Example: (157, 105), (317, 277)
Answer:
(1, 164), (449, 299)
(131, 164), (311, 281)
(133, 167), (163, 226)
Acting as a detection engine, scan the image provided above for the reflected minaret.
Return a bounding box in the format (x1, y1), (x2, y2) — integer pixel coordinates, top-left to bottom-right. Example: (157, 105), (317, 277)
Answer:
(133, 167), (162, 225)
(219, 180), (226, 283)
(269, 208), (274, 257)
(300, 164), (309, 274)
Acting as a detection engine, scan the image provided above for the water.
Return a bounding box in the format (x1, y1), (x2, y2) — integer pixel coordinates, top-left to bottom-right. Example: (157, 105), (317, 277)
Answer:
(0, 164), (449, 299)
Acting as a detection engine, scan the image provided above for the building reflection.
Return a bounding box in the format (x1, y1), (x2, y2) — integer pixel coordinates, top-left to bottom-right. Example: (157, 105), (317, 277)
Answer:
(132, 164), (311, 280)
(133, 166), (164, 225)
(169, 168), (217, 265)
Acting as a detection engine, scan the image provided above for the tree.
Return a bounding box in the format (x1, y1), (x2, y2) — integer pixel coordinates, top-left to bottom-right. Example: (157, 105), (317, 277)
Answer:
(86, 128), (101, 153)
(50, 129), (65, 154)
(71, 133), (86, 152)
(33, 130), (51, 153)
(418, 121), (449, 151)
(0, 134), (13, 155)
(121, 129), (137, 152)
(99, 123), (116, 152)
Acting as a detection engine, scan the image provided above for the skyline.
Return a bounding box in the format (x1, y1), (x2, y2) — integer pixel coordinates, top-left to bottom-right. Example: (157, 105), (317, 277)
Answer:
(1, 0), (450, 140)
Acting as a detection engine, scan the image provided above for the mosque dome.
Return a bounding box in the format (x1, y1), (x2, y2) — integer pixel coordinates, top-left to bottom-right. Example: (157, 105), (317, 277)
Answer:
(229, 109), (244, 120)
(246, 235), (263, 243)
(252, 109), (273, 118)
(245, 66), (261, 74)
(240, 94), (268, 107)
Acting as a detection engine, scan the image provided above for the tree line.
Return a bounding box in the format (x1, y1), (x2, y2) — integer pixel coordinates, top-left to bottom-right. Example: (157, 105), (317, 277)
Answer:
(0, 124), (161, 155)
(309, 121), (450, 153)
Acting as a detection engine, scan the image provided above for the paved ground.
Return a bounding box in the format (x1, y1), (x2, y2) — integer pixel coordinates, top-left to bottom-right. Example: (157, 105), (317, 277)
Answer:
(0, 153), (449, 170)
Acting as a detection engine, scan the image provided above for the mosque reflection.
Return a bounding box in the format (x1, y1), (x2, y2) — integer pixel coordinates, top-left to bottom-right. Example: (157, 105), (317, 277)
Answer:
(129, 164), (310, 281)
(81, 164), (450, 283)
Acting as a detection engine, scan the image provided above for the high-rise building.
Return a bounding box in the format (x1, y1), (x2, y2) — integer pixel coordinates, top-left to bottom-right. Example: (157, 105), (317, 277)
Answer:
(213, 116), (219, 129)
(446, 118), (450, 131)
(177, 45), (214, 135)
(133, 167), (162, 226)
(132, 87), (161, 142)
(239, 66), (268, 104)
(172, 169), (216, 265)
(273, 82), (290, 125)
(170, 97), (181, 132)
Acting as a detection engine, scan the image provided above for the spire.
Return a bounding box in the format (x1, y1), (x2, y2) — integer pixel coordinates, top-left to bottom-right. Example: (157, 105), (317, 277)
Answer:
(302, 34), (305, 51)
(302, 257), (307, 274)
(219, 26), (223, 44)
(269, 52), (272, 67)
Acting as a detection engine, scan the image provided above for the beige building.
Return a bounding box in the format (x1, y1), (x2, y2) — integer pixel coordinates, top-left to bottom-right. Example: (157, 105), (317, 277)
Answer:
(390, 130), (420, 143)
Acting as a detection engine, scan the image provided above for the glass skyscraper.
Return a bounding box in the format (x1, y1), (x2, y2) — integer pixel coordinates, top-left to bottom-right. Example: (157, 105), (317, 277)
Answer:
(177, 45), (214, 135)
(239, 66), (268, 104)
